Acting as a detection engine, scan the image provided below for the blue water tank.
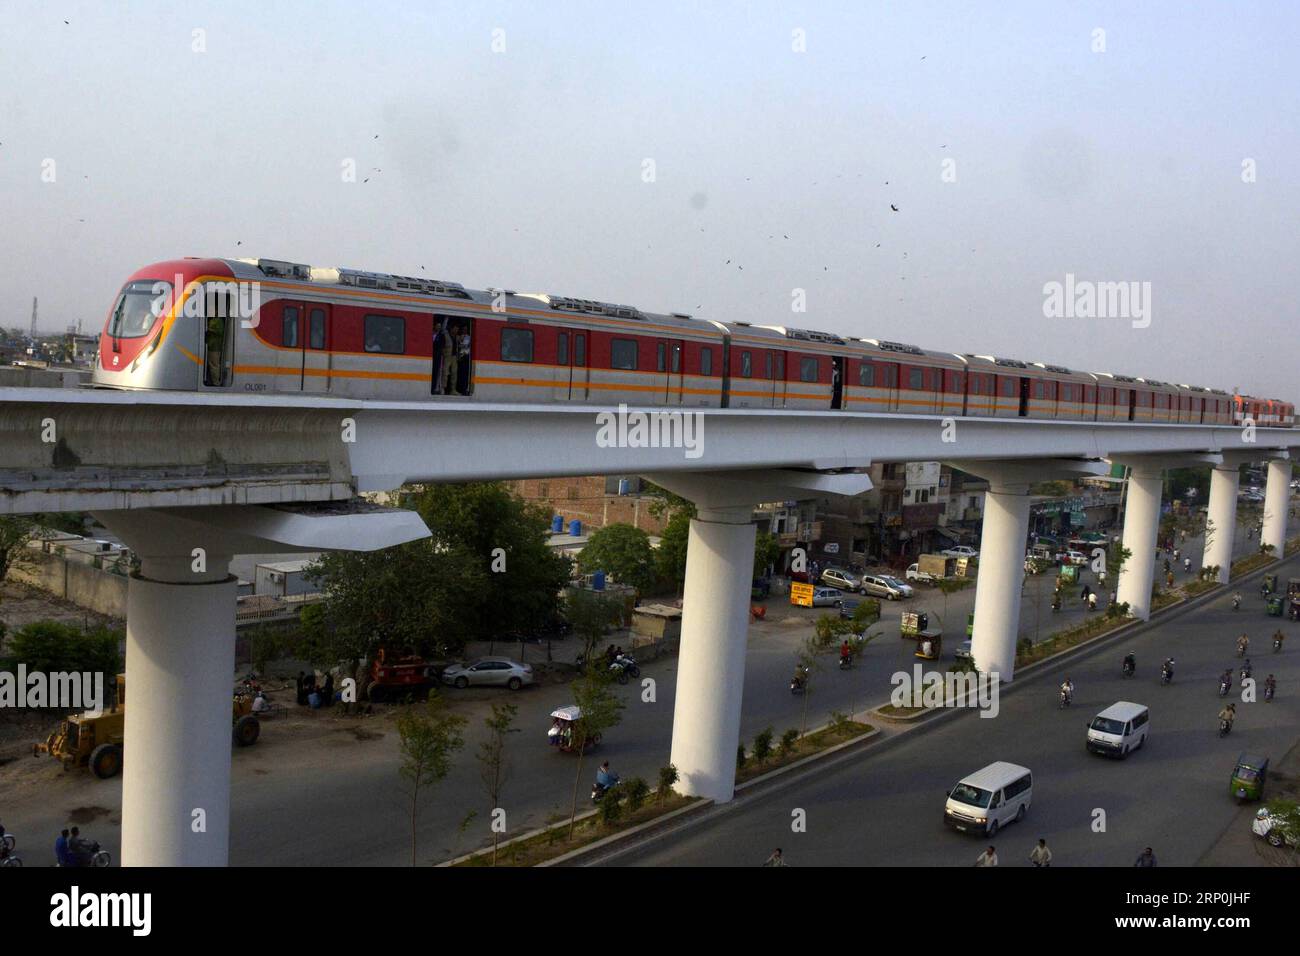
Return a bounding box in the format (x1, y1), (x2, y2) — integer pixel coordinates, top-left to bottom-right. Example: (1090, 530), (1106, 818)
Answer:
(551, 514), (564, 534)
(592, 570), (606, 590)
(618, 478), (630, 496)
(569, 519), (583, 537)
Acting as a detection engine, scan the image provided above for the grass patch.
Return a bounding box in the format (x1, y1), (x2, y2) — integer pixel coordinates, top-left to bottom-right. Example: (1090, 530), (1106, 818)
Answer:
(453, 793), (696, 867)
(734, 720), (872, 783)
(1231, 552), (1276, 580)
(1016, 612), (1129, 667)
(1183, 579), (1220, 597)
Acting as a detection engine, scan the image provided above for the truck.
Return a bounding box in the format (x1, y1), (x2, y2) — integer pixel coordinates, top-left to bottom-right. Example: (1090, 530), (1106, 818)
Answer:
(906, 554), (957, 585)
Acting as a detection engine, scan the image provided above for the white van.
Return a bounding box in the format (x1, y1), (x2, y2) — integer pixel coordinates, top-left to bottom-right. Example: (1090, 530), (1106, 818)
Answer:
(943, 761), (1033, 836)
(1086, 701), (1149, 759)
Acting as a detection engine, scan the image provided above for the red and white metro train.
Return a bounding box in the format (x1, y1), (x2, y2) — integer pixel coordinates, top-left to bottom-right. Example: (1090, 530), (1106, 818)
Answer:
(93, 256), (1295, 428)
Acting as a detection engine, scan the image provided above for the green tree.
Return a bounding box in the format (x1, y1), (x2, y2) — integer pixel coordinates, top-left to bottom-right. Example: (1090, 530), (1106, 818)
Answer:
(565, 587), (625, 663)
(395, 694), (466, 866)
(0, 515), (37, 591)
(655, 510), (691, 594)
(477, 701), (519, 866)
(752, 727), (774, 766)
(935, 577), (974, 625)
(304, 539), (485, 668)
(0, 620), (122, 678)
(753, 531), (780, 579)
(656, 764), (679, 806)
(567, 664), (626, 838)
(410, 482), (572, 647)
(577, 523), (656, 594)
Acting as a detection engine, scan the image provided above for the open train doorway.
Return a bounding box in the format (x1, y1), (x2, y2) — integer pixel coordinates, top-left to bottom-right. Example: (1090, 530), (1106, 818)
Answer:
(831, 356), (844, 409)
(1018, 377), (1030, 417)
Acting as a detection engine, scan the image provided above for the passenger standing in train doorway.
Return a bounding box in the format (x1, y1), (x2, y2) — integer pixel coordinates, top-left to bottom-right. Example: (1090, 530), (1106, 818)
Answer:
(456, 323), (472, 395)
(432, 320), (448, 394)
(438, 319), (457, 395)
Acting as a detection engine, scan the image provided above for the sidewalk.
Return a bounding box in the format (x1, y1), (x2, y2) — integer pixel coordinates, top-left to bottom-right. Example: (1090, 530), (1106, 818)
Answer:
(1198, 735), (1300, 866)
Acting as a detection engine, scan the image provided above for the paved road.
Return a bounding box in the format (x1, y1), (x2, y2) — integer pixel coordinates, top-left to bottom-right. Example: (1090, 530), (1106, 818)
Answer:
(0, 512), (1273, 865)
(603, 556), (1300, 868)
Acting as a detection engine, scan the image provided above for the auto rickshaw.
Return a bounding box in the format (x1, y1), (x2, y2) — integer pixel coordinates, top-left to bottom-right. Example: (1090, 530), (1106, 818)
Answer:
(965, 613), (975, 638)
(547, 705), (600, 753)
(1229, 753), (1269, 802)
(1266, 595), (1284, 617)
(1058, 565), (1080, 585)
(1262, 573), (1279, 595)
(915, 629), (943, 660)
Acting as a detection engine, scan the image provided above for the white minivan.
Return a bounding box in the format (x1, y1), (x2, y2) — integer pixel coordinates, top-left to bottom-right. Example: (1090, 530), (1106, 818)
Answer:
(943, 761), (1033, 836)
(1086, 701), (1150, 759)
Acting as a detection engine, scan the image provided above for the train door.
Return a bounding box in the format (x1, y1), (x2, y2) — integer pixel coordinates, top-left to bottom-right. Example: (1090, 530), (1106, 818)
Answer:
(773, 351), (787, 408)
(1018, 377), (1030, 417)
(202, 287), (235, 388)
(664, 339), (685, 405)
(881, 361), (900, 411)
(1127, 389), (1137, 422)
(570, 331), (589, 401)
(301, 303), (330, 393)
(278, 301), (306, 388)
(831, 356), (844, 410)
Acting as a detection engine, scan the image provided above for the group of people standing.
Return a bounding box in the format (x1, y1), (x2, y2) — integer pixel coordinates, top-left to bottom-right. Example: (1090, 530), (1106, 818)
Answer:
(433, 319), (471, 396)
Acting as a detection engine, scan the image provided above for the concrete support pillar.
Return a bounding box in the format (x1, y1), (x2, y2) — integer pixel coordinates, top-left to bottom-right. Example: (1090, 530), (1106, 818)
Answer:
(668, 506), (756, 803)
(1203, 466), (1239, 584)
(1118, 467), (1163, 620)
(1262, 458), (1291, 556)
(969, 486), (1031, 681)
(122, 555), (236, 867)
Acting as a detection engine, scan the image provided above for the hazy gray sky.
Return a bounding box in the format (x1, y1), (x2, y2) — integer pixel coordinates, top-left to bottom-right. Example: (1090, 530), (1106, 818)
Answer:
(2, 1), (1296, 398)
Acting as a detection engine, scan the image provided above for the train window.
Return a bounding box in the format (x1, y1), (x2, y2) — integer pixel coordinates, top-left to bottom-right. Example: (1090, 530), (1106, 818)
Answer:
(657, 342), (666, 372)
(765, 352), (773, 379)
(363, 314), (405, 354)
(800, 357), (818, 382)
(309, 309), (326, 349)
(970, 376), (981, 395)
(907, 368), (922, 389)
(500, 327), (534, 363)
(1033, 381), (1044, 399)
(740, 351), (752, 377)
(611, 338), (638, 370)
(701, 347), (713, 376)
(670, 342), (679, 373)
(108, 279), (169, 339)
(859, 363), (875, 387)
(576, 335), (586, 367)
(282, 307), (300, 348)
(557, 332), (569, 366)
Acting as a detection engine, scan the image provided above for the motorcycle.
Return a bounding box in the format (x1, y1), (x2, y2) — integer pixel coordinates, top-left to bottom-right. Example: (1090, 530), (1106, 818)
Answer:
(67, 841), (111, 868)
(1232, 596), (1241, 611)
(790, 667), (809, 695)
(838, 654), (852, 671)
(1236, 642), (1248, 658)
(1219, 718), (1233, 738)
(1264, 683), (1275, 702)
(1160, 663), (1174, 685)
(0, 831), (19, 868)
(1058, 688), (1072, 709)
(1219, 677), (1231, 697)
(610, 654), (640, 685)
(1274, 637), (1283, 653)
(1122, 659), (1135, 679)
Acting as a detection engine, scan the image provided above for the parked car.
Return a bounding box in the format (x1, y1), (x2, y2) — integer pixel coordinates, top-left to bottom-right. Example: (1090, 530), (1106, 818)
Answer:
(441, 658), (534, 690)
(881, 575), (914, 599)
(838, 596), (862, 619)
(941, 545), (979, 559)
(820, 567), (862, 591)
(1057, 550), (1088, 566)
(811, 586), (845, 607)
(861, 574), (908, 601)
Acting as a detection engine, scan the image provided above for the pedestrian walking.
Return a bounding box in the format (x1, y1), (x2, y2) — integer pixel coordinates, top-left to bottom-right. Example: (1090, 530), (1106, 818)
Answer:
(974, 845), (998, 867)
(763, 847), (788, 867)
(1029, 838), (1053, 867)
(1134, 846), (1157, 867)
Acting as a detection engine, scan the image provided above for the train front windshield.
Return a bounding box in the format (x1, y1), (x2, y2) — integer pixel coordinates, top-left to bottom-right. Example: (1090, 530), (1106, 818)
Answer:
(108, 280), (171, 339)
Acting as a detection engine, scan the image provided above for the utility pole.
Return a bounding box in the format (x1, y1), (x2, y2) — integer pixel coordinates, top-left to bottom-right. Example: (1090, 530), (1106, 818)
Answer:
(30, 296), (38, 337)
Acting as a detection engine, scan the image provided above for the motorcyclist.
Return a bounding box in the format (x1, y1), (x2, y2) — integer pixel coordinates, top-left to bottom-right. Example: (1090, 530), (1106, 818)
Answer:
(1236, 633), (1249, 656)
(1273, 629), (1285, 650)
(1059, 677), (1074, 705)
(1220, 668), (1234, 693)
(1218, 702), (1236, 731)
(68, 827), (94, 867)
(1122, 652), (1136, 676)
(594, 761), (620, 795)
(839, 640), (852, 665)
(1232, 591), (1242, 609)
(1183, 557), (1191, 573)
(1087, 592), (1098, 612)
(1161, 658), (1175, 682)
(791, 666), (807, 690)
(1264, 674), (1277, 700)
(1241, 659), (1252, 681)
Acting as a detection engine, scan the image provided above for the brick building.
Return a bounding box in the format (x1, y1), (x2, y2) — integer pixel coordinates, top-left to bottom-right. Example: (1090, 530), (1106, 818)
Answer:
(507, 475), (670, 535)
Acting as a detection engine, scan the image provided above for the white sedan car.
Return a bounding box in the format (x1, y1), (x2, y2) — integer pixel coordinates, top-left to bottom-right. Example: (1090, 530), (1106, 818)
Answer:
(942, 546), (979, 560)
(442, 658), (534, 690)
